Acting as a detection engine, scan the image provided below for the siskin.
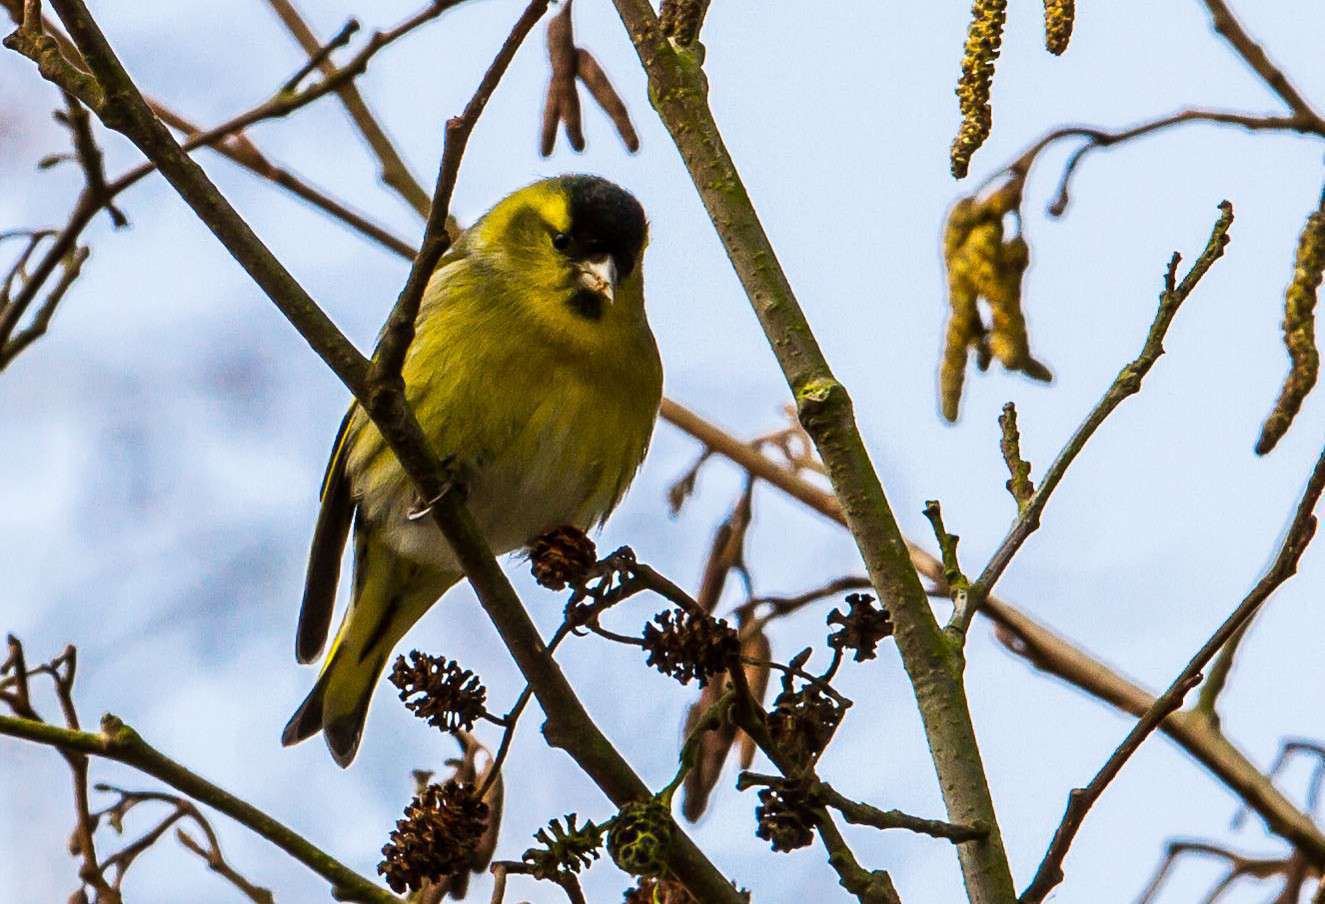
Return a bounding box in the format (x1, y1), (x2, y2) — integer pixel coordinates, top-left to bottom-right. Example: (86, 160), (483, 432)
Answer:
(283, 176), (663, 766)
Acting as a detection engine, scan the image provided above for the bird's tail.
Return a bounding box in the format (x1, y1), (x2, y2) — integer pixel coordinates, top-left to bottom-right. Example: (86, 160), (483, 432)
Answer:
(283, 537), (458, 767)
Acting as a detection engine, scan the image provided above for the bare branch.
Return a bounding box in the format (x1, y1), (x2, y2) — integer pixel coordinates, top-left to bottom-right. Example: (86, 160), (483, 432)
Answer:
(0, 713), (393, 902)
(958, 203), (1235, 637)
(57, 91), (125, 227)
(263, 0), (433, 216)
(1021, 438), (1325, 903)
(1199, 0), (1325, 127)
(370, 0), (549, 386)
(996, 109), (1323, 219)
(813, 782), (986, 844)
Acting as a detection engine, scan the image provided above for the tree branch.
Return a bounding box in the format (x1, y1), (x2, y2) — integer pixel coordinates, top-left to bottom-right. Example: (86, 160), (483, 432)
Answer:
(955, 203), (1234, 637)
(1019, 438), (1325, 903)
(0, 0), (451, 356)
(1199, 0), (1325, 127)
(370, 0), (548, 386)
(995, 109), (1323, 219)
(0, 713), (392, 903)
(263, 0), (433, 217)
(813, 782), (986, 844)
(611, 7), (1017, 898)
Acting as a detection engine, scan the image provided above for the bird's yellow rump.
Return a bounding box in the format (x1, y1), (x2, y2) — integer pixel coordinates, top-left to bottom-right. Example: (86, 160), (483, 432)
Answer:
(283, 175), (662, 766)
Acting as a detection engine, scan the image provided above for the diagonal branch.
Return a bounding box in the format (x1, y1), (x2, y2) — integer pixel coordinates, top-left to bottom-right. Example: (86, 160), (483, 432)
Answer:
(610, 6), (1017, 899)
(371, 0), (548, 385)
(953, 203), (1235, 636)
(1019, 438), (1325, 903)
(1199, 0), (1325, 127)
(0, 713), (393, 903)
(0, 0), (453, 354)
(263, 0), (433, 217)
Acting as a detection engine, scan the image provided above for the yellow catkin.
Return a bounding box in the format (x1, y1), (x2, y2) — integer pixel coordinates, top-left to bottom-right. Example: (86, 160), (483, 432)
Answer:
(941, 269), (983, 422)
(1043, 0), (1075, 55)
(940, 200), (986, 421)
(983, 237), (1053, 381)
(950, 0), (1007, 179)
(1256, 206), (1325, 455)
(939, 186), (1051, 420)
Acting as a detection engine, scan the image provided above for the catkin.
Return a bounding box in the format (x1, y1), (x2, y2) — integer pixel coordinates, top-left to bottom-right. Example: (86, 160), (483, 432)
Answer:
(941, 200), (985, 421)
(1256, 206), (1325, 455)
(983, 237), (1053, 381)
(1044, 0), (1075, 55)
(939, 186), (1051, 421)
(950, 0), (1007, 179)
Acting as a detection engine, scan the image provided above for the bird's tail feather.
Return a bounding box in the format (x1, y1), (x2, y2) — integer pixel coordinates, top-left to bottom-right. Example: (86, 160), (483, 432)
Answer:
(282, 537), (458, 767)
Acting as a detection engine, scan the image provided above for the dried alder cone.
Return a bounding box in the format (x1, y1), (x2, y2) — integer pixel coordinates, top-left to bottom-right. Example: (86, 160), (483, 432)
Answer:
(768, 679), (844, 770)
(642, 608), (740, 686)
(1257, 201), (1325, 455)
(940, 181), (1052, 420)
(754, 782), (818, 853)
(379, 781), (489, 894)
(529, 525), (598, 590)
(826, 592), (893, 661)
(428, 735), (504, 900)
(951, 0), (1007, 178)
(389, 651), (487, 733)
(1043, 0), (1075, 55)
(522, 813), (605, 880)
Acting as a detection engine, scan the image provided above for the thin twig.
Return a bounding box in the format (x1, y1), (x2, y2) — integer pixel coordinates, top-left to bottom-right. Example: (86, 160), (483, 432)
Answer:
(371, 0), (550, 385)
(0, 243), (87, 369)
(0, 0), (448, 353)
(148, 101), (415, 258)
(1199, 0), (1325, 127)
(1020, 438), (1325, 903)
(813, 781), (986, 844)
(956, 202), (1235, 638)
(279, 17), (359, 94)
(1132, 839), (1290, 904)
(736, 575), (873, 624)
(176, 827), (276, 904)
(263, 0), (434, 216)
(994, 109), (1323, 219)
(58, 91), (126, 227)
(0, 712), (384, 901)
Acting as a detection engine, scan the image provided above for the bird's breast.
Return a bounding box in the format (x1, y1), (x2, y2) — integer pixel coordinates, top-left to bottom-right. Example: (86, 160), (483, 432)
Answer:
(376, 362), (656, 571)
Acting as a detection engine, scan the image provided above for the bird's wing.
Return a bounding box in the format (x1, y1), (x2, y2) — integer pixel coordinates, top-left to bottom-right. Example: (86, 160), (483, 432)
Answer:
(295, 406), (357, 663)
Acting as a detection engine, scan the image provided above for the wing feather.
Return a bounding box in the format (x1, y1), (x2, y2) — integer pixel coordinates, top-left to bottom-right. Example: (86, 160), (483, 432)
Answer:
(295, 407), (357, 663)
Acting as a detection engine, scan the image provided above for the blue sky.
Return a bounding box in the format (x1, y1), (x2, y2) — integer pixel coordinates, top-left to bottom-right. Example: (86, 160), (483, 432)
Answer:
(4, 2), (1325, 902)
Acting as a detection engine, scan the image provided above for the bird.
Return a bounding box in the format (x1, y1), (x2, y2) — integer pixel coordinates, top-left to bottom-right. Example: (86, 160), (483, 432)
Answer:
(282, 175), (662, 766)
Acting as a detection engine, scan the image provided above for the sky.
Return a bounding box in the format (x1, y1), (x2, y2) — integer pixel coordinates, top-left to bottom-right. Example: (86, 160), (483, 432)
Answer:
(3, 1), (1325, 902)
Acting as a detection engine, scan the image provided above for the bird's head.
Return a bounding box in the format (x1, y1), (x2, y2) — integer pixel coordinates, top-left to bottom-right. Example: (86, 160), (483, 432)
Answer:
(460, 175), (650, 346)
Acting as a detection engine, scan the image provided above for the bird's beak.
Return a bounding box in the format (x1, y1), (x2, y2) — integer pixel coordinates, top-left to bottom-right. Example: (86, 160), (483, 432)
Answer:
(576, 254), (618, 305)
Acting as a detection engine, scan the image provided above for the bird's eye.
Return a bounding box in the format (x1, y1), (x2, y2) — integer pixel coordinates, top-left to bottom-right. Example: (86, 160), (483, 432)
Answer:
(551, 232), (571, 252)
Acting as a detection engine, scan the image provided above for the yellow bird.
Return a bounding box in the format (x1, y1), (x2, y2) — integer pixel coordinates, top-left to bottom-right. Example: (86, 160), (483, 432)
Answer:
(283, 175), (662, 766)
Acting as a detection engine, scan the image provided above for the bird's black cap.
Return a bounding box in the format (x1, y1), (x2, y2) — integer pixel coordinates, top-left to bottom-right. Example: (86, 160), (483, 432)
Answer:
(561, 175), (647, 279)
